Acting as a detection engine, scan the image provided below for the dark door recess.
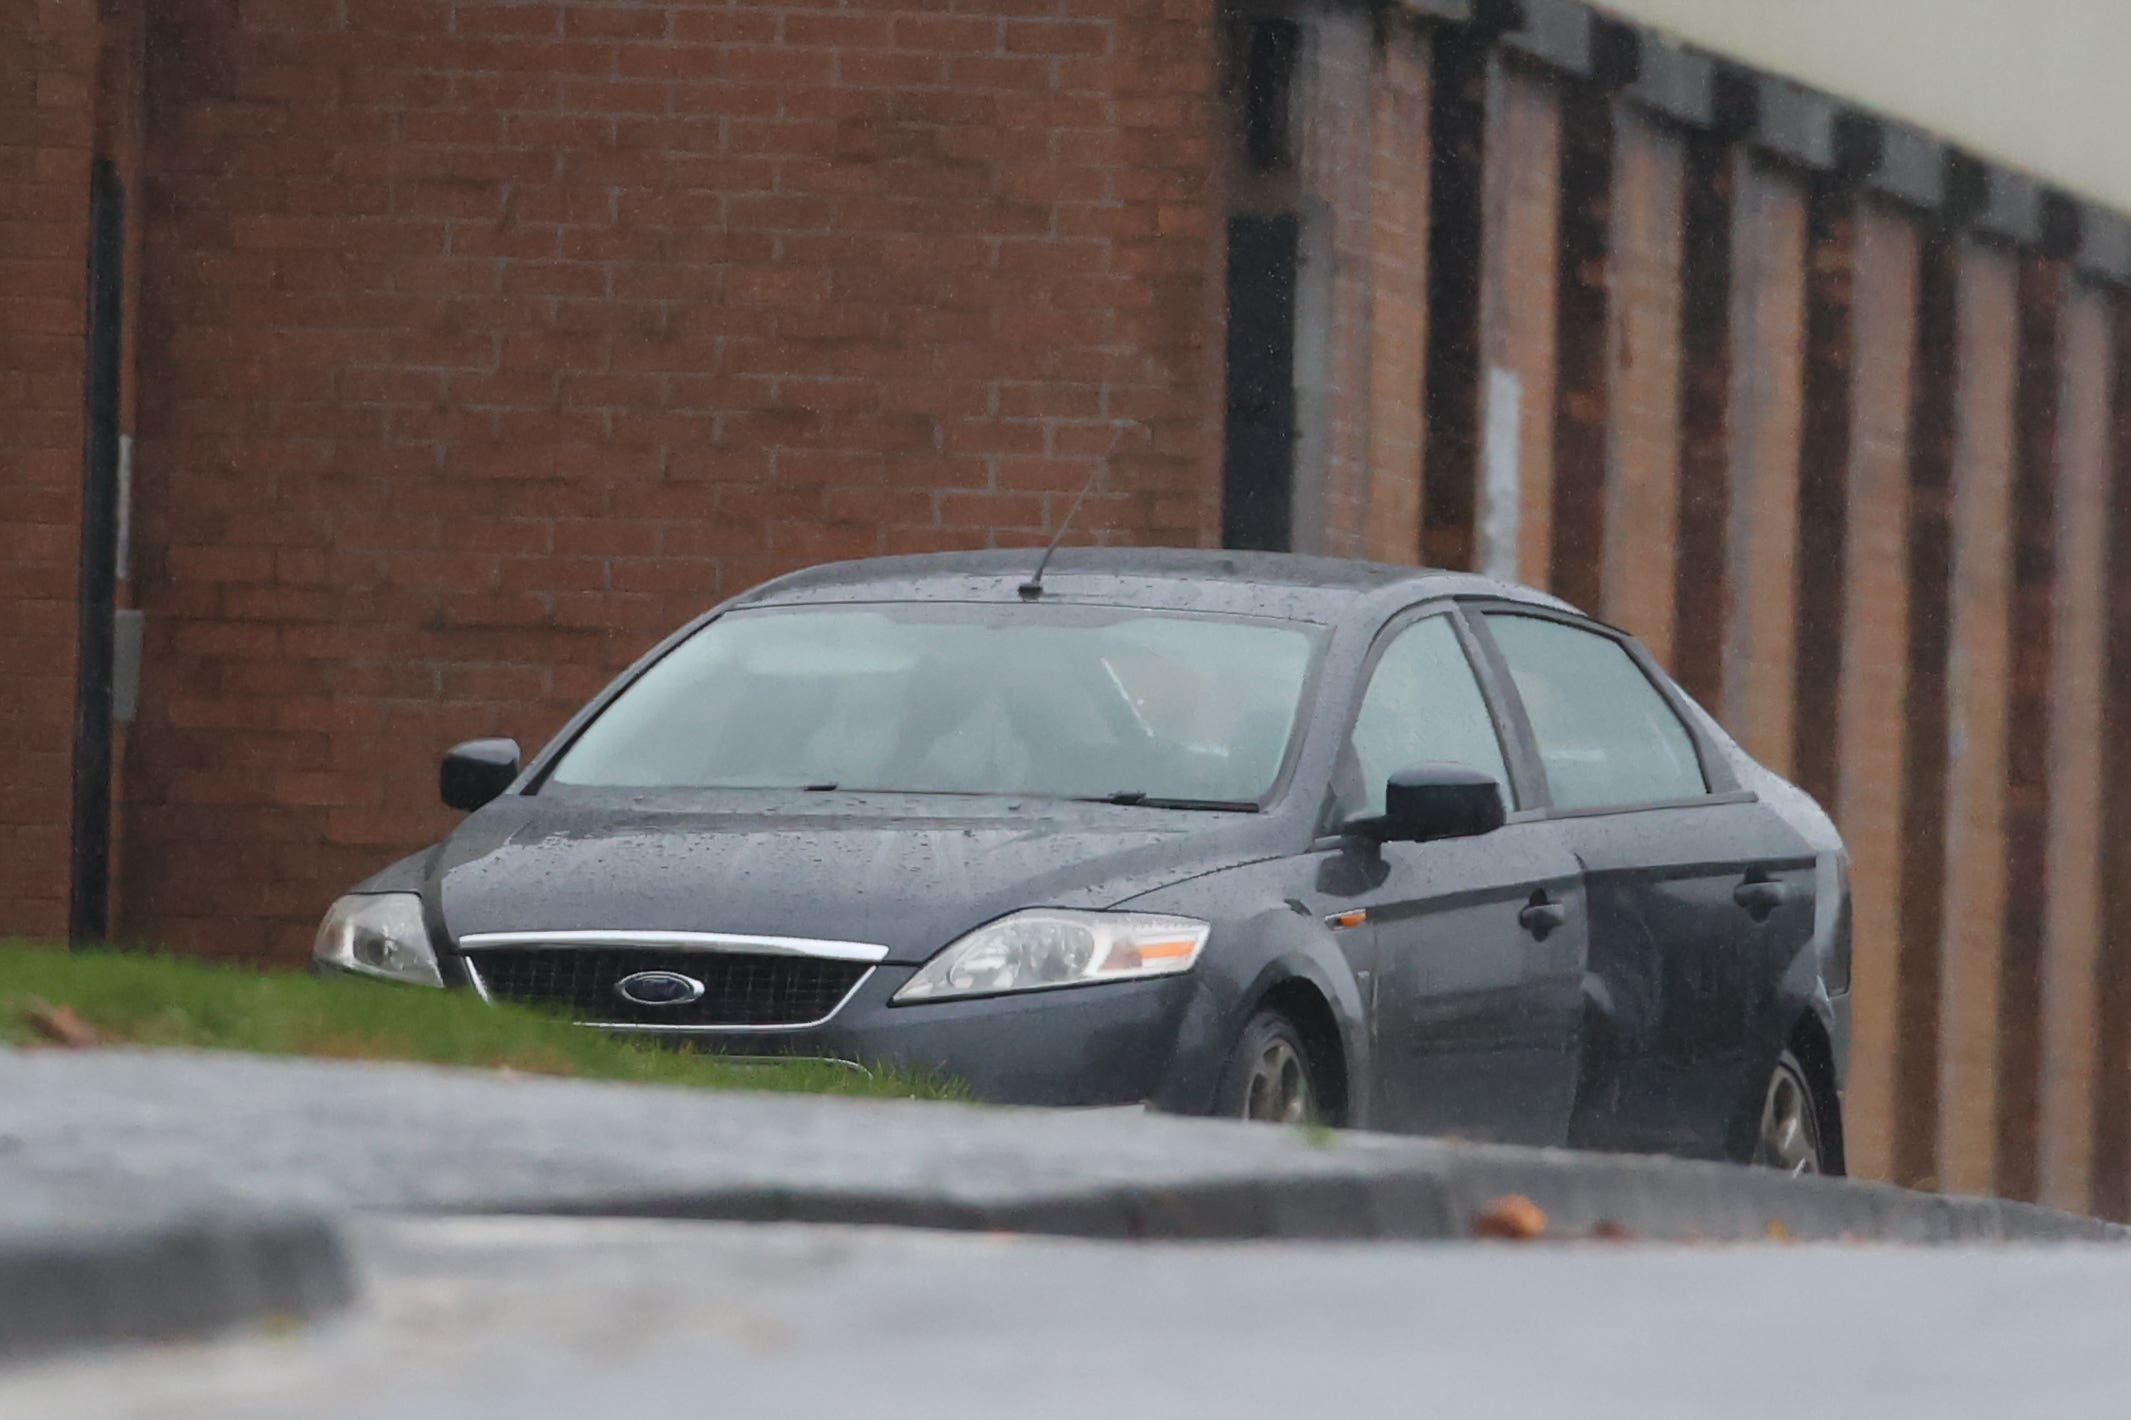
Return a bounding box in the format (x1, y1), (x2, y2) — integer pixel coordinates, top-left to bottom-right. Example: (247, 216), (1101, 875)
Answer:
(70, 157), (123, 944)
(1221, 213), (1298, 553)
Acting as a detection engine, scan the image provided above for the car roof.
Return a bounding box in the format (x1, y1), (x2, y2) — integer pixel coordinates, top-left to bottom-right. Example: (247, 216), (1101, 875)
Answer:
(732, 547), (1582, 624)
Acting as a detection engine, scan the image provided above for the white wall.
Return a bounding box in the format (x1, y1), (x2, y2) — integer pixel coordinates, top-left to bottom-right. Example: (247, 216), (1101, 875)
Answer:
(1592, 0), (2131, 214)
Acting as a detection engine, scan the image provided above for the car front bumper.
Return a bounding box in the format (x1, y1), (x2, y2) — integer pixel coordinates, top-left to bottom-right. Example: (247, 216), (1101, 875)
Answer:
(447, 951), (1225, 1113)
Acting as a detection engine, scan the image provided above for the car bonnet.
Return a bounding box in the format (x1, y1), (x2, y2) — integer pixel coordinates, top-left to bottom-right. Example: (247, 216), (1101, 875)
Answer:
(429, 790), (1292, 965)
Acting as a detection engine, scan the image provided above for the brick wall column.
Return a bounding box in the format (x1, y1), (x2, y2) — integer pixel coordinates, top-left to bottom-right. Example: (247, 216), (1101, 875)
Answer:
(0, 0), (98, 938)
(1934, 236), (2020, 1197)
(1832, 199), (1921, 1183)
(1719, 155), (1809, 774)
(1422, 41), (1560, 584)
(1292, 9), (1431, 564)
(1995, 252), (2068, 1203)
(1670, 130), (1734, 709)
(1892, 236), (1959, 1188)
(1293, 10), (1374, 558)
(1597, 102), (1685, 662)
(1482, 62), (1563, 588)
(1546, 79), (1611, 611)
(1360, 24), (1430, 565)
(1791, 178), (1857, 817)
(2091, 294), (2131, 1220)
(2035, 274), (2116, 1213)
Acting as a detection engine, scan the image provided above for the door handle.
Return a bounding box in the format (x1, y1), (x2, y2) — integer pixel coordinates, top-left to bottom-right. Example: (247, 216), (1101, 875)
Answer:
(1734, 877), (1788, 917)
(1518, 895), (1568, 939)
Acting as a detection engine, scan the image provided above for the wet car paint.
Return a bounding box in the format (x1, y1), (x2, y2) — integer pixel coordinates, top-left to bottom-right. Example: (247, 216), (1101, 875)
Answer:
(348, 548), (1851, 1161)
(430, 789), (1293, 964)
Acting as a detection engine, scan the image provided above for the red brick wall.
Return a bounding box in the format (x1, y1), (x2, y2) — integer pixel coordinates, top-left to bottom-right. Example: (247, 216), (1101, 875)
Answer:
(1994, 254), (2066, 1203)
(1890, 235), (1958, 1188)
(1834, 200), (1921, 1184)
(1294, 13), (1370, 557)
(18, 0), (2131, 1217)
(120, 0), (1226, 959)
(2037, 276), (2115, 1212)
(1669, 131), (1732, 710)
(1292, 10), (1429, 563)
(1478, 60), (1560, 588)
(1790, 181), (1855, 818)
(1598, 103), (1684, 664)
(1934, 238), (2019, 1196)
(1718, 157), (1807, 774)
(1359, 31), (1429, 564)
(2096, 295), (2131, 1219)
(1545, 81), (1609, 612)
(0, 0), (97, 938)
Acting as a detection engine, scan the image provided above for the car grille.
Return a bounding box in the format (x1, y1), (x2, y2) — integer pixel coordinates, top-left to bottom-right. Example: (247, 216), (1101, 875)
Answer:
(463, 946), (872, 1029)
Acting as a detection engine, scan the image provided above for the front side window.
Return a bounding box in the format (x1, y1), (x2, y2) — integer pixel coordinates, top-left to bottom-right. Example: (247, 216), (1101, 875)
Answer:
(547, 603), (1319, 805)
(1343, 615), (1513, 818)
(1483, 613), (1705, 811)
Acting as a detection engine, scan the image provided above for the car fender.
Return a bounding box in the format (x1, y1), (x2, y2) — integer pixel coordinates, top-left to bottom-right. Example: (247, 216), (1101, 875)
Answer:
(1141, 901), (1372, 1127)
(348, 849), (430, 896)
(1680, 686), (1853, 1086)
(1701, 863), (1845, 1163)
(1755, 849), (1847, 1083)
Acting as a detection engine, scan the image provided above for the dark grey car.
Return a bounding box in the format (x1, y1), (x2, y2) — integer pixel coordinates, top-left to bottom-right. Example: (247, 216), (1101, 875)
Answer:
(315, 549), (1850, 1171)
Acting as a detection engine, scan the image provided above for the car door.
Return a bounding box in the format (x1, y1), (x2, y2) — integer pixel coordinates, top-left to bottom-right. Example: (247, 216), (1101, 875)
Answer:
(1472, 609), (1819, 1158)
(1305, 608), (1587, 1145)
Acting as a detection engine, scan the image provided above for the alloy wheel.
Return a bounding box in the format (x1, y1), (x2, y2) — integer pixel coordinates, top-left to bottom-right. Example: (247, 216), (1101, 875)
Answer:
(1242, 1035), (1312, 1124)
(1754, 1055), (1822, 1175)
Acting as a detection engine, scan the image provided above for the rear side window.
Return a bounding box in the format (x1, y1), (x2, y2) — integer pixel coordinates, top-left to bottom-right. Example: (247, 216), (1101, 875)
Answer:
(1483, 614), (1706, 811)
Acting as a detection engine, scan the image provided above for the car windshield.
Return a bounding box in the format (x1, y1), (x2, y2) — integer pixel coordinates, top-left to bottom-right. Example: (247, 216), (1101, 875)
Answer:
(545, 602), (1319, 805)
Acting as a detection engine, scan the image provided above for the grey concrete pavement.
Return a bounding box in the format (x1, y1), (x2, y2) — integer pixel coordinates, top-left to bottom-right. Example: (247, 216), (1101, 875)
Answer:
(0, 1209), (350, 1362)
(8, 1216), (2129, 1419)
(3, 1047), (2116, 1245)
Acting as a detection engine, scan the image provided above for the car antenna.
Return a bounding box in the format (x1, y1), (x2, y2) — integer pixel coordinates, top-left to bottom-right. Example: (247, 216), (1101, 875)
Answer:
(1017, 467), (1101, 599)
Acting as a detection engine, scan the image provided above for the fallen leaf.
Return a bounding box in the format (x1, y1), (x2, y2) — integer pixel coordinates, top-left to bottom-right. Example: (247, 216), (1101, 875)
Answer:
(22, 999), (99, 1049)
(1589, 1219), (1637, 1242)
(1765, 1218), (1794, 1243)
(1473, 1194), (1547, 1241)
(256, 1312), (305, 1340)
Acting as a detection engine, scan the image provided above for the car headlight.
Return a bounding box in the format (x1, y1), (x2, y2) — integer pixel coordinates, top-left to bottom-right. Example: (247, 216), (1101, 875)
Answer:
(892, 910), (1209, 1003)
(312, 893), (444, 988)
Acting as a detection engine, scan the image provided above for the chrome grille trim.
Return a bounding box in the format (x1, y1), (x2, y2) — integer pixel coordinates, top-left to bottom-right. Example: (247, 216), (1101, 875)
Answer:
(456, 929), (889, 965)
(454, 930), (886, 1032)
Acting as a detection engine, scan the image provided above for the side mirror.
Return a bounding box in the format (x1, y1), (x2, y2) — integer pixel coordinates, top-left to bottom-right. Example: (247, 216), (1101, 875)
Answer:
(1355, 762), (1506, 844)
(440, 738), (522, 813)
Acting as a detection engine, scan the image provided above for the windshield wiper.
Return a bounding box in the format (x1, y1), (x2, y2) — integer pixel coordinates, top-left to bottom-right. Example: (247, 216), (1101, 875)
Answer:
(1077, 792), (1261, 813)
(786, 784), (1258, 812)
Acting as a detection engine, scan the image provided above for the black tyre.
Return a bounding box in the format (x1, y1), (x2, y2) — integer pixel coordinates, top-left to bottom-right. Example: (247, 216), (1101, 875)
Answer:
(1215, 1007), (1318, 1124)
(1750, 1048), (1827, 1175)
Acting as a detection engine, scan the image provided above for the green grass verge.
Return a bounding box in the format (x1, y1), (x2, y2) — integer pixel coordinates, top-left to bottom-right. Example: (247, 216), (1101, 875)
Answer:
(0, 941), (965, 1102)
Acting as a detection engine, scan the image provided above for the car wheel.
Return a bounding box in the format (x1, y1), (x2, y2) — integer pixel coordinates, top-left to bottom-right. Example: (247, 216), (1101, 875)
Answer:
(1217, 1008), (1317, 1125)
(1751, 1049), (1825, 1175)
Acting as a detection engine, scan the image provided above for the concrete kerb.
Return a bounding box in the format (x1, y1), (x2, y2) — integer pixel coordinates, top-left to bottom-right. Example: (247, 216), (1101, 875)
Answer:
(476, 1145), (2126, 1244)
(0, 1213), (354, 1364)
(33, 1159), (2088, 1366)
(3, 1047), (2121, 1360)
